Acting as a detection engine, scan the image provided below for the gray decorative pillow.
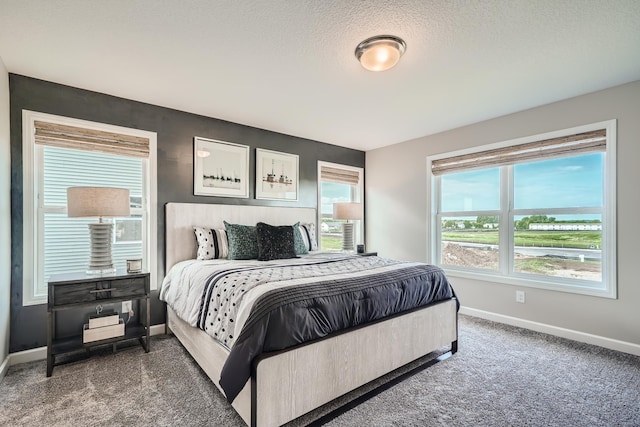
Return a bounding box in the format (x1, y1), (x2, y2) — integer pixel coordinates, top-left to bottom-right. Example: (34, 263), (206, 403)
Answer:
(224, 221), (259, 260)
(293, 222), (309, 255)
(256, 222), (297, 261)
(298, 223), (318, 251)
(193, 226), (228, 260)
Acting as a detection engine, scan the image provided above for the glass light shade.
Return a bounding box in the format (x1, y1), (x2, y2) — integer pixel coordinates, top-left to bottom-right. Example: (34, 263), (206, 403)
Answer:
(355, 35), (406, 72)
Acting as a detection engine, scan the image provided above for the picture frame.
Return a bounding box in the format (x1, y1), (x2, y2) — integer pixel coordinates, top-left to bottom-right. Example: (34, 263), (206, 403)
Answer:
(194, 137), (249, 198)
(255, 148), (299, 201)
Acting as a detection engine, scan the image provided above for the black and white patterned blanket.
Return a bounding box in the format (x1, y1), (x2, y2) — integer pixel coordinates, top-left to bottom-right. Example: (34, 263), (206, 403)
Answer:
(197, 256), (401, 348)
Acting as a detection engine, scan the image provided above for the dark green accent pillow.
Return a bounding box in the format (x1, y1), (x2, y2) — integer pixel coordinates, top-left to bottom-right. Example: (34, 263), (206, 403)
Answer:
(224, 221), (258, 260)
(293, 222), (309, 255)
(256, 222), (298, 261)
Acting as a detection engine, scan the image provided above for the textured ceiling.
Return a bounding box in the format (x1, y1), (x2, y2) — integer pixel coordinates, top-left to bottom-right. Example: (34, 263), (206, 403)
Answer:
(1, 1), (639, 151)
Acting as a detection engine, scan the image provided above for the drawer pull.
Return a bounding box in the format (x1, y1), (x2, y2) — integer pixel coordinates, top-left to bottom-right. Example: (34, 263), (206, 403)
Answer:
(89, 288), (116, 294)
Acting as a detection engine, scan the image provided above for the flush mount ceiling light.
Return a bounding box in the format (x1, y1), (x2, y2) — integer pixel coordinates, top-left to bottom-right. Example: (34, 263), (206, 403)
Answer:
(355, 35), (406, 72)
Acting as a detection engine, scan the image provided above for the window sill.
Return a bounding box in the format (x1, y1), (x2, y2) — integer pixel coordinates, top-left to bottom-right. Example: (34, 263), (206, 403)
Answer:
(442, 267), (616, 299)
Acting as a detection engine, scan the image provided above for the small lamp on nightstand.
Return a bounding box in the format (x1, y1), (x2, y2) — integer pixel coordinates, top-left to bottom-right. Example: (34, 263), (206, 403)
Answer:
(333, 202), (363, 252)
(67, 187), (130, 275)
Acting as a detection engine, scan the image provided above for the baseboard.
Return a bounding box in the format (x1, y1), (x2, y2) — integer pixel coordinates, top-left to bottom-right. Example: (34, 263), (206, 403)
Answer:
(7, 323), (168, 367)
(8, 346), (45, 366)
(460, 307), (640, 357)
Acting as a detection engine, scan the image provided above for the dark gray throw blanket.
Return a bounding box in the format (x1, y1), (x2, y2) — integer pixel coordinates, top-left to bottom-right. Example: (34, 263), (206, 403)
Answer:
(213, 260), (457, 403)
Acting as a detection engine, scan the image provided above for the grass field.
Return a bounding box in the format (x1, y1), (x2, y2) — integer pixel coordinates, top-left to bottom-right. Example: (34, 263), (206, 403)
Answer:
(322, 230), (601, 279)
(320, 235), (343, 251)
(442, 230), (601, 249)
(321, 230), (601, 253)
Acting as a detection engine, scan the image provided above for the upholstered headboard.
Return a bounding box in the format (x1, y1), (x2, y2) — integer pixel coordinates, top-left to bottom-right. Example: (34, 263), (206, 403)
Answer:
(165, 203), (317, 272)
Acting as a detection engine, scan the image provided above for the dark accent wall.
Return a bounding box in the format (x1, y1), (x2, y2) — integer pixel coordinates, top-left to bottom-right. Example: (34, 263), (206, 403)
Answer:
(9, 74), (365, 352)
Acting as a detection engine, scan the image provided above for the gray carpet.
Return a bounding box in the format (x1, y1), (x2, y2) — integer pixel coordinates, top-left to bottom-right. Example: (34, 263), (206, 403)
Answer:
(1, 315), (638, 426)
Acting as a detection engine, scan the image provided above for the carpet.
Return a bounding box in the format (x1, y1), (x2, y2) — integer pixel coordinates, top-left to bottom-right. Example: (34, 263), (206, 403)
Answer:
(1, 315), (638, 426)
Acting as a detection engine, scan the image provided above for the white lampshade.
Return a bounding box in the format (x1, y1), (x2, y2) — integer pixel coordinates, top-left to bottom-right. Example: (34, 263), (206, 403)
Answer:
(67, 187), (130, 218)
(333, 202), (363, 221)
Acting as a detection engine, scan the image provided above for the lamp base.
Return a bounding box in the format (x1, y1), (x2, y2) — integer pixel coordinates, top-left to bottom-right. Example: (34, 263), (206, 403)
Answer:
(87, 222), (115, 275)
(341, 222), (355, 252)
(86, 266), (117, 276)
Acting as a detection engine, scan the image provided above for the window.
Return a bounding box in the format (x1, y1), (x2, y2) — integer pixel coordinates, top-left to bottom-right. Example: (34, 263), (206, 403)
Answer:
(22, 111), (157, 305)
(317, 162), (364, 251)
(428, 120), (616, 298)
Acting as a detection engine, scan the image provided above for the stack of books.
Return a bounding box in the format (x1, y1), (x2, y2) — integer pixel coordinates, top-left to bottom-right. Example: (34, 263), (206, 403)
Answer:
(83, 311), (125, 343)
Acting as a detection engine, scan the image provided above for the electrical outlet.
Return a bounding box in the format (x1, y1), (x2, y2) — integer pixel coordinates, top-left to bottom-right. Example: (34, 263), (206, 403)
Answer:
(122, 300), (132, 313)
(515, 290), (525, 304)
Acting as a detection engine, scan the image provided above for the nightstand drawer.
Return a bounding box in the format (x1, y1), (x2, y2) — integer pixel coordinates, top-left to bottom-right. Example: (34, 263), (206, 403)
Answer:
(109, 277), (147, 298)
(53, 282), (114, 305)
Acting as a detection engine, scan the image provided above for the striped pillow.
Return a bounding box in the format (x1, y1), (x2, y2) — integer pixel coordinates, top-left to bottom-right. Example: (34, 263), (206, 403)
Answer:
(293, 222), (308, 255)
(193, 226), (228, 260)
(298, 223), (318, 252)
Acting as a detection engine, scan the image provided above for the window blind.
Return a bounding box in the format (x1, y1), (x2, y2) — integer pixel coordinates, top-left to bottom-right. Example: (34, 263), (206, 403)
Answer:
(431, 129), (606, 176)
(319, 165), (360, 185)
(34, 120), (149, 158)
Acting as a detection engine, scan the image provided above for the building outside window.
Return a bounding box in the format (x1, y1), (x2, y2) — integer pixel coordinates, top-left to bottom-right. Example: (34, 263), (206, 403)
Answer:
(41, 146), (145, 292)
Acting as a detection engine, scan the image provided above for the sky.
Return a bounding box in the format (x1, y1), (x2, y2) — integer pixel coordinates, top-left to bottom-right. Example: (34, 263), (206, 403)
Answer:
(441, 153), (604, 214)
(321, 182), (353, 215)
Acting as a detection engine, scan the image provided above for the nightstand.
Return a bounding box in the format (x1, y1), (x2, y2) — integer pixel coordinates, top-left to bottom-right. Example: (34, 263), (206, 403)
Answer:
(47, 270), (150, 376)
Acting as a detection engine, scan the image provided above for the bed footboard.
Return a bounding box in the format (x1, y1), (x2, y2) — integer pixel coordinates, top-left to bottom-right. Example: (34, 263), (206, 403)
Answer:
(168, 298), (457, 427)
(251, 298), (458, 427)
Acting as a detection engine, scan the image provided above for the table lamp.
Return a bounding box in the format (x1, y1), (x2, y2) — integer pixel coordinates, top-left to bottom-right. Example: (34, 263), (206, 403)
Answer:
(67, 187), (130, 274)
(333, 202), (363, 252)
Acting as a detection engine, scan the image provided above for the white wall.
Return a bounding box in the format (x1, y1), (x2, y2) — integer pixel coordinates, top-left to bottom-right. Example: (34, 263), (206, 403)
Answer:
(366, 81), (640, 349)
(0, 56), (10, 371)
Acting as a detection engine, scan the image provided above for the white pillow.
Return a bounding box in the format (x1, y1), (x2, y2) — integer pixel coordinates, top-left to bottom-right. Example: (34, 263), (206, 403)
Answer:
(298, 223), (318, 252)
(193, 226), (228, 260)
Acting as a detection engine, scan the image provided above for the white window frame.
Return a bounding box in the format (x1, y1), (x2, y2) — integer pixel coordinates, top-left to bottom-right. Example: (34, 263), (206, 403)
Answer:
(113, 216), (143, 245)
(22, 110), (158, 306)
(317, 161), (365, 250)
(427, 120), (617, 298)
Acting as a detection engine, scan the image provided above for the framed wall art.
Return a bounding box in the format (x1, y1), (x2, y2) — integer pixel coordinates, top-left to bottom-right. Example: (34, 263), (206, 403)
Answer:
(255, 148), (299, 201)
(193, 137), (249, 198)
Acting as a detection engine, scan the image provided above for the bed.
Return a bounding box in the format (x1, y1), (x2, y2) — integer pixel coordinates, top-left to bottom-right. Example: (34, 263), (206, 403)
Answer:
(161, 202), (458, 427)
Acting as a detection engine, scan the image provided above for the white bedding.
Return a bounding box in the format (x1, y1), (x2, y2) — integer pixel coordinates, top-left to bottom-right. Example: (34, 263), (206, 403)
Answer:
(160, 253), (410, 350)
